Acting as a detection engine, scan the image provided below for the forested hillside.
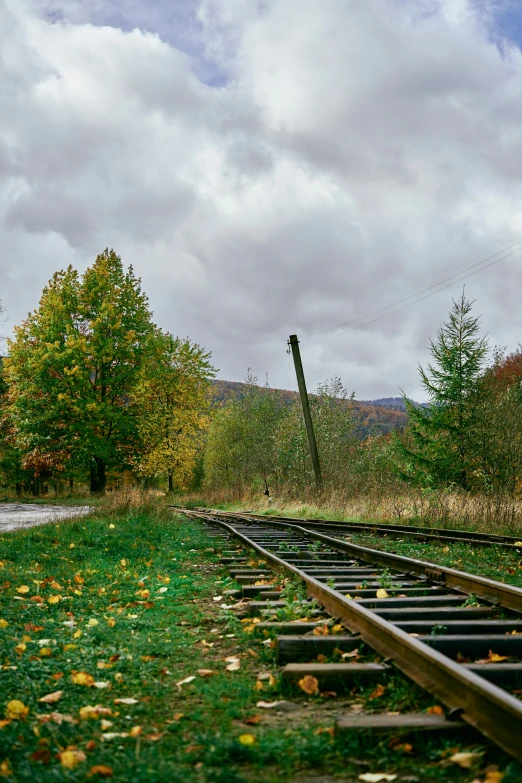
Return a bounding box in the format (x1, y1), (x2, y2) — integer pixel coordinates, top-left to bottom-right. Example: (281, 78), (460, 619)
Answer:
(212, 380), (408, 438)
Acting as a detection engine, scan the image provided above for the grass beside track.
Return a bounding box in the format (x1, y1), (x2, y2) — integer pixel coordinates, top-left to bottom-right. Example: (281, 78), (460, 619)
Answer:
(0, 508), (520, 782)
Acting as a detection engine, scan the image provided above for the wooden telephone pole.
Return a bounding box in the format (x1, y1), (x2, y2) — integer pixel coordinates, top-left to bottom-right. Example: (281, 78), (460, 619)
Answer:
(288, 334), (323, 491)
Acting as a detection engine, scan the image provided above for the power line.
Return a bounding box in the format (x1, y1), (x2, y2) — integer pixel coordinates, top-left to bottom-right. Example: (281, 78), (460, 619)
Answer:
(303, 245), (521, 348)
(306, 239), (522, 340)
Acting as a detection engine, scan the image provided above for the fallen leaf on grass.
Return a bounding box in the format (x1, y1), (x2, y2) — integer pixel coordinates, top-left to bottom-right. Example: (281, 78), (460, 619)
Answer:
(71, 672), (95, 686)
(16, 585), (30, 594)
(145, 732), (164, 741)
(389, 737), (413, 754)
(244, 715), (263, 725)
(140, 655), (156, 662)
(113, 698), (139, 705)
(5, 701), (29, 720)
(426, 705), (444, 715)
(447, 751), (483, 769)
(129, 726), (142, 737)
(185, 744), (205, 754)
(176, 677), (196, 690)
(38, 690), (63, 704)
(100, 720), (113, 730)
(0, 721), (11, 730)
(315, 726), (335, 738)
(37, 712), (75, 724)
(0, 620), (8, 628)
(48, 595), (61, 605)
(79, 706), (112, 720)
(369, 683), (386, 700)
(58, 749), (86, 769)
(102, 733), (129, 741)
(198, 669), (219, 677)
(87, 619), (99, 627)
(238, 734), (255, 745)
(88, 766), (113, 778)
(298, 675), (319, 695)
(30, 749), (51, 764)
(247, 648), (259, 658)
(256, 701), (280, 708)
(0, 760), (13, 776)
(358, 775), (397, 783)
(225, 656), (241, 671)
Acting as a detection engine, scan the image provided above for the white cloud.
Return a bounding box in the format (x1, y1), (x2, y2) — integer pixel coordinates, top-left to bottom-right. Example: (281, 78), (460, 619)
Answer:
(1, 0), (522, 399)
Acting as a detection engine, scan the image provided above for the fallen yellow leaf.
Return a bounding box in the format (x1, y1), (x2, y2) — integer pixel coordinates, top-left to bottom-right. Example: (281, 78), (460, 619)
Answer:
(59, 749), (86, 769)
(238, 734), (255, 745)
(87, 619), (99, 627)
(73, 630), (82, 639)
(0, 759), (12, 777)
(71, 672), (95, 686)
(48, 595), (61, 605)
(129, 726), (142, 737)
(5, 700), (29, 720)
(0, 620), (8, 629)
(376, 589), (389, 599)
(79, 705), (112, 720)
(16, 586), (30, 594)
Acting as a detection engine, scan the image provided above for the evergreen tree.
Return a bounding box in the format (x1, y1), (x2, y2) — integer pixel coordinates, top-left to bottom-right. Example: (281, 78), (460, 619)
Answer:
(395, 292), (488, 489)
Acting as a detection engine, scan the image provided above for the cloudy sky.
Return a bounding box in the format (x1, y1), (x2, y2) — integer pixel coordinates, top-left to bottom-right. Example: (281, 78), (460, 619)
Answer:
(1, 0), (522, 400)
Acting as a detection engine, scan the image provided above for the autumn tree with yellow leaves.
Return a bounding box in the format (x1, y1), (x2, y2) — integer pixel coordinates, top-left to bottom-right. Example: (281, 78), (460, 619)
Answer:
(3, 249), (214, 493)
(134, 332), (215, 491)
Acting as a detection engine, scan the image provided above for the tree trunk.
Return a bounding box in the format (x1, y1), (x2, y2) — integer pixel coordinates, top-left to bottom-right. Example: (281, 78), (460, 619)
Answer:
(168, 471), (174, 493)
(90, 457), (107, 494)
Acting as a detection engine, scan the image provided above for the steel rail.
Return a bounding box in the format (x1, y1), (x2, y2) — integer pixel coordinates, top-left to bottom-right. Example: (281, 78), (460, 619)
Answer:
(181, 508), (522, 761)
(198, 508), (522, 550)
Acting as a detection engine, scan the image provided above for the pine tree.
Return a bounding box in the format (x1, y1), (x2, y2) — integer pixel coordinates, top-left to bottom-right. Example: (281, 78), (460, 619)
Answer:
(395, 292), (488, 489)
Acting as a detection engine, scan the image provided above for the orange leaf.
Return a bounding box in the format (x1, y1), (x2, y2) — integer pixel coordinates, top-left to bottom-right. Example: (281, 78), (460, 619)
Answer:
(369, 683), (386, 700)
(312, 625), (329, 636)
(426, 705), (444, 715)
(88, 766), (113, 777)
(315, 726), (335, 738)
(298, 675), (319, 695)
(244, 715), (262, 725)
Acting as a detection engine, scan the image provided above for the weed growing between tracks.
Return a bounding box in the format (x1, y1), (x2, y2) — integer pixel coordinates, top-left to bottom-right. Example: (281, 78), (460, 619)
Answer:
(0, 510), (520, 782)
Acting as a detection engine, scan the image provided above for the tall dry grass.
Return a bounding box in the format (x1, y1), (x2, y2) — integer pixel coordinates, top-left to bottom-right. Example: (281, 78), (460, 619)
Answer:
(185, 486), (522, 537)
(99, 486), (169, 519)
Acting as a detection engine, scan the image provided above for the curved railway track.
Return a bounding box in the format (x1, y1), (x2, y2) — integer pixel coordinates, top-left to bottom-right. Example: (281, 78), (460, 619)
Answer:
(191, 507), (522, 550)
(179, 508), (522, 762)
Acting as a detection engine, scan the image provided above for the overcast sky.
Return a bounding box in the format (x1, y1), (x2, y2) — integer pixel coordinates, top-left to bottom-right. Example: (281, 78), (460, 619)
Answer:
(1, 0), (522, 400)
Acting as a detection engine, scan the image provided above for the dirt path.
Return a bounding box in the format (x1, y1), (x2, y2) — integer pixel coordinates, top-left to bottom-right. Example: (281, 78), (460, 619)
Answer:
(0, 503), (90, 532)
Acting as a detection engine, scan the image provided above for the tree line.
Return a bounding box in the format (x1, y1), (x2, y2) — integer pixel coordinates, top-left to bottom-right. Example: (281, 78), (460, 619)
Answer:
(1, 254), (521, 506)
(0, 250), (215, 494)
(203, 293), (522, 503)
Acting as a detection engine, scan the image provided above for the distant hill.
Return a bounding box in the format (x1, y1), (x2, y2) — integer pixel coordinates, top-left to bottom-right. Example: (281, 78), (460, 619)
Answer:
(211, 380), (414, 439)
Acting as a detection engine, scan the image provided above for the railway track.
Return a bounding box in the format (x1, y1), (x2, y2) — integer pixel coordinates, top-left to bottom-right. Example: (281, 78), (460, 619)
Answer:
(179, 508), (522, 763)
(190, 507), (522, 550)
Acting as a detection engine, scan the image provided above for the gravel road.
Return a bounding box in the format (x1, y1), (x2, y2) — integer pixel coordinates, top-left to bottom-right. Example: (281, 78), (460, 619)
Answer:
(0, 504), (90, 532)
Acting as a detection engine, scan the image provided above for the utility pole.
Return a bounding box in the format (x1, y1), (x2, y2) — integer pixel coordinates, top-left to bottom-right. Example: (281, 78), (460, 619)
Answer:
(288, 334), (323, 491)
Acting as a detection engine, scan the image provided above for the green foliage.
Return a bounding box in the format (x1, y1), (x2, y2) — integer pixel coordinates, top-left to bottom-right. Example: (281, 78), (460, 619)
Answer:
(2, 250), (214, 494)
(395, 292), (489, 490)
(203, 371), (288, 494)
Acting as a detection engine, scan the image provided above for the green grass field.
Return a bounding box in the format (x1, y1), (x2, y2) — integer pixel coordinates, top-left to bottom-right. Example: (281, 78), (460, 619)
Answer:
(0, 507), (520, 782)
